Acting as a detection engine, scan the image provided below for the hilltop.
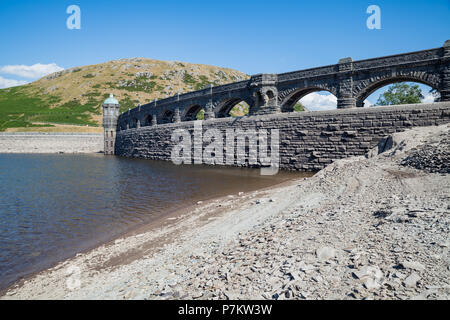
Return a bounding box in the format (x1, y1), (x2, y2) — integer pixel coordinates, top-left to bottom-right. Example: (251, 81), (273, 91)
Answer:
(0, 58), (249, 132)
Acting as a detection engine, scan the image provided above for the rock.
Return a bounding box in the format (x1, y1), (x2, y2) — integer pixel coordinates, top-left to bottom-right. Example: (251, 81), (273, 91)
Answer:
(392, 271), (406, 279)
(400, 134), (450, 174)
(353, 266), (384, 290)
(410, 290), (433, 300)
(261, 293), (271, 300)
(298, 262), (315, 274)
(403, 273), (421, 288)
(400, 261), (425, 272)
(316, 247), (337, 261)
(363, 278), (381, 290)
(438, 241), (449, 248)
(135, 71), (153, 79)
(224, 291), (240, 300)
(255, 198), (272, 204)
(192, 292), (204, 299)
(299, 292), (309, 299)
(124, 290), (135, 299)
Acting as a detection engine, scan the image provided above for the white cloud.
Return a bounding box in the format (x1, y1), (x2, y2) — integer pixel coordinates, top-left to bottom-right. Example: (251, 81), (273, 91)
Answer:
(297, 85), (437, 110)
(299, 92), (337, 111)
(298, 92), (375, 110)
(363, 99), (373, 107)
(421, 92), (438, 104)
(0, 63), (64, 79)
(0, 76), (28, 89)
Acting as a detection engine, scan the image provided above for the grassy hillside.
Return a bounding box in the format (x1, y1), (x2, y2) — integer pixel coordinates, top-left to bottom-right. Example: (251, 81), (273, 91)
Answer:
(0, 58), (248, 132)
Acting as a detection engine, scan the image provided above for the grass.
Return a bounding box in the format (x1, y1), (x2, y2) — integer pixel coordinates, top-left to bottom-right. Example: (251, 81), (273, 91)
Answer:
(183, 74), (218, 91)
(0, 86), (100, 131)
(0, 58), (249, 131)
(117, 77), (158, 93)
(293, 103), (305, 112)
(5, 125), (103, 133)
(196, 109), (205, 120)
(182, 73), (197, 86)
(119, 95), (140, 113)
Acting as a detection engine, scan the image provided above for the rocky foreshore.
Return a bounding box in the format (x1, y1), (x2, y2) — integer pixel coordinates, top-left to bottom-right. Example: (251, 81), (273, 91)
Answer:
(0, 132), (103, 153)
(2, 124), (449, 300)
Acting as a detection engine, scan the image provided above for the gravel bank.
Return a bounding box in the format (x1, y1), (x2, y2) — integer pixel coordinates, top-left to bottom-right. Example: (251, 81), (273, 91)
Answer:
(2, 124), (449, 300)
(0, 132), (103, 153)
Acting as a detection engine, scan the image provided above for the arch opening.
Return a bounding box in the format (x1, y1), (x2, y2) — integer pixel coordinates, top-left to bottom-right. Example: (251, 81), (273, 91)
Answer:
(360, 81), (438, 107)
(142, 114), (153, 126)
(216, 99), (250, 118)
(182, 105), (204, 121)
(281, 88), (337, 112)
(117, 122), (124, 131)
(130, 117), (138, 128)
(160, 110), (174, 124)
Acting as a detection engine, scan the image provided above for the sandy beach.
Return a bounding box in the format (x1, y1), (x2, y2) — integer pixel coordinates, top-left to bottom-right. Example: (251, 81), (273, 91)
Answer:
(1, 124), (449, 300)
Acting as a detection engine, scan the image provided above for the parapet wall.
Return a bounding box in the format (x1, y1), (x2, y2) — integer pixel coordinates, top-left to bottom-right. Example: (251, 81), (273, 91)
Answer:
(115, 102), (450, 171)
(0, 133), (103, 154)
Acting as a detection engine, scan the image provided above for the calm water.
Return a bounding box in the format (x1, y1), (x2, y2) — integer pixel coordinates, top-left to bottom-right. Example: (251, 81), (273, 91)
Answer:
(0, 154), (309, 290)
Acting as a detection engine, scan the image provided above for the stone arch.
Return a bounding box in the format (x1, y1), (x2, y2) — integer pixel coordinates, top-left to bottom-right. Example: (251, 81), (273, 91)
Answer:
(142, 114), (153, 126)
(159, 109), (174, 124)
(129, 117), (138, 128)
(117, 120), (126, 131)
(182, 104), (203, 121)
(214, 97), (252, 118)
(354, 71), (440, 107)
(279, 86), (337, 112)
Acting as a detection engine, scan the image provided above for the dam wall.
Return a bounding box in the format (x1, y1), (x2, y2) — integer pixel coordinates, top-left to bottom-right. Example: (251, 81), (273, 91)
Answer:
(115, 102), (450, 171)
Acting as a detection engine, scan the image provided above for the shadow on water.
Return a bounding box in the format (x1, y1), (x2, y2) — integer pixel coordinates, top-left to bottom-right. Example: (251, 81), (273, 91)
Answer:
(0, 153), (312, 290)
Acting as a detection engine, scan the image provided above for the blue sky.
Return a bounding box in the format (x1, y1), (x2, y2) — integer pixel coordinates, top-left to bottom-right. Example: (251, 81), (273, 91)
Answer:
(0, 0), (449, 107)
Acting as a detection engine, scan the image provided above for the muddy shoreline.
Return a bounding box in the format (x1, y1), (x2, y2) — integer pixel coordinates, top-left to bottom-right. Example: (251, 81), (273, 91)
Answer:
(0, 169), (309, 296)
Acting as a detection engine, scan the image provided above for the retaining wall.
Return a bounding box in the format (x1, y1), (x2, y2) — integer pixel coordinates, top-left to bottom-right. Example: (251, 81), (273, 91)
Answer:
(115, 102), (450, 171)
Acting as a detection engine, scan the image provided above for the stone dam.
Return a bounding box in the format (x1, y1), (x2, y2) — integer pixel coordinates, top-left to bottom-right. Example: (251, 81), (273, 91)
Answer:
(106, 42), (450, 171)
(114, 102), (450, 171)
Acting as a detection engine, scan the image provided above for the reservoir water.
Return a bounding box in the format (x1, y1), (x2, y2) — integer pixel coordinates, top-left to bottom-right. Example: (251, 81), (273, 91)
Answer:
(0, 154), (310, 290)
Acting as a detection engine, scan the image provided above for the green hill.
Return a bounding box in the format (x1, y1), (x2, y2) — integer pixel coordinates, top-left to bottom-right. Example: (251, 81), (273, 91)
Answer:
(0, 58), (249, 132)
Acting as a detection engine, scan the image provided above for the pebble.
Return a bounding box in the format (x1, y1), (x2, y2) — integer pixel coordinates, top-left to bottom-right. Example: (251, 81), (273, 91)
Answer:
(400, 261), (425, 272)
(316, 247), (337, 262)
(403, 273), (421, 288)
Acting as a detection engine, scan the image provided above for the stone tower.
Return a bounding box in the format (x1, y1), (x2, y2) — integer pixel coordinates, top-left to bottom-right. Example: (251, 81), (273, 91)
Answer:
(102, 93), (120, 155)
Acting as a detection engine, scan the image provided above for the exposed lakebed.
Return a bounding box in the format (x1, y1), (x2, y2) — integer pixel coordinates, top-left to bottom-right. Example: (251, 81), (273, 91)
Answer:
(0, 154), (310, 290)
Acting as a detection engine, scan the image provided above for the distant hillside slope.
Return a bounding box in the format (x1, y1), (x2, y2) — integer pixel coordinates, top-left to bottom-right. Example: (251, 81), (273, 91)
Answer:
(0, 58), (249, 132)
